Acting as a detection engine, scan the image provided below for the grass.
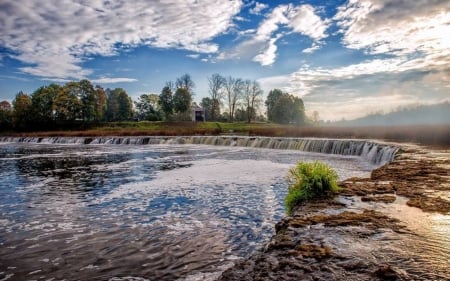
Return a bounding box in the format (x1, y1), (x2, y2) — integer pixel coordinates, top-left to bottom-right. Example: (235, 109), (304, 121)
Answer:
(285, 161), (339, 215)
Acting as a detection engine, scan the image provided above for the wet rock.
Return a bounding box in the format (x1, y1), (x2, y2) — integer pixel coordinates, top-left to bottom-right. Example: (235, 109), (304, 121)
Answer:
(361, 194), (396, 203)
(220, 145), (450, 281)
(373, 264), (408, 281)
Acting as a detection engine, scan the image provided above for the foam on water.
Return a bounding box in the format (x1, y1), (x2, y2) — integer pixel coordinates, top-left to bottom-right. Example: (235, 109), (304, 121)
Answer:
(0, 143), (376, 280)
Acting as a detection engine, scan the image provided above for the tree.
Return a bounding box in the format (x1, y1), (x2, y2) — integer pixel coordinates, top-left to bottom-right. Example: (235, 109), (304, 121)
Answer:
(207, 73), (225, 121)
(135, 94), (161, 121)
(173, 87), (192, 120)
(0, 101), (12, 130)
(176, 73), (195, 95)
(200, 97), (212, 121)
(224, 76), (243, 122)
(31, 84), (61, 125)
(53, 86), (81, 122)
(271, 95), (293, 124)
(158, 86), (173, 120)
(291, 96), (305, 125)
(12, 91), (32, 129)
(269, 91), (305, 125)
(242, 80), (263, 123)
(105, 88), (133, 121)
(78, 79), (97, 122)
(265, 88), (284, 122)
(94, 86), (107, 122)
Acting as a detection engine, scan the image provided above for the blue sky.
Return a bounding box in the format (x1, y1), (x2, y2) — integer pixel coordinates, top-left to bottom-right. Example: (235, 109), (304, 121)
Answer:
(0, 0), (449, 120)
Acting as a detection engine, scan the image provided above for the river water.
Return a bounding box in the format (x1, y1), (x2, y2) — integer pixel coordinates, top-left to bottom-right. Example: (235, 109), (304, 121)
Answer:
(0, 143), (375, 281)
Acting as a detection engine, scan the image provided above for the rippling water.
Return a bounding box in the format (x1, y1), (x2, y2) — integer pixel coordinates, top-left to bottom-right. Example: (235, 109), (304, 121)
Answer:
(0, 143), (374, 281)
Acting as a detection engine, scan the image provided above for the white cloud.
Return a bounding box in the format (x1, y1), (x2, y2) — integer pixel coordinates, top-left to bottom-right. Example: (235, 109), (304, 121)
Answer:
(91, 77), (138, 84)
(286, 4), (329, 41)
(259, 0), (450, 120)
(0, 0), (243, 80)
(249, 2), (269, 15)
(186, 54), (201, 59)
(219, 3), (329, 66)
(302, 43), (321, 54)
(334, 0), (450, 59)
(253, 36), (280, 66)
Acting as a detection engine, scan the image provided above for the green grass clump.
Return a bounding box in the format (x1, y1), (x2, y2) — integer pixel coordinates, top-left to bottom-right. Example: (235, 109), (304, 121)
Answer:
(285, 161), (339, 215)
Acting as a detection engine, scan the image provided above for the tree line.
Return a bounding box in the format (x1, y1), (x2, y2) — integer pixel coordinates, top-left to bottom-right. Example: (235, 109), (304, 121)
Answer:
(0, 73), (307, 131)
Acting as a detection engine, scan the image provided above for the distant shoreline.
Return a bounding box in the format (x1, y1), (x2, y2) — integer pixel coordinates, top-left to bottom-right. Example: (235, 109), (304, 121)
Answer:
(1, 122), (449, 148)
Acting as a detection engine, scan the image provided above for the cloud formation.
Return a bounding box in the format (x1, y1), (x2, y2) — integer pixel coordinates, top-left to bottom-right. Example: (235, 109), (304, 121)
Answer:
(220, 3), (329, 66)
(249, 2), (269, 15)
(0, 0), (242, 80)
(278, 0), (450, 120)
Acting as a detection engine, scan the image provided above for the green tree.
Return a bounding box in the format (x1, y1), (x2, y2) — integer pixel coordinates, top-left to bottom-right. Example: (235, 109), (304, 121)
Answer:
(77, 80), (97, 122)
(31, 84), (60, 125)
(158, 86), (173, 120)
(53, 86), (81, 122)
(106, 88), (133, 121)
(265, 88), (284, 122)
(0, 101), (12, 130)
(270, 92), (305, 125)
(12, 91), (32, 129)
(173, 87), (192, 120)
(200, 97), (212, 121)
(135, 94), (161, 121)
(271, 95), (293, 124)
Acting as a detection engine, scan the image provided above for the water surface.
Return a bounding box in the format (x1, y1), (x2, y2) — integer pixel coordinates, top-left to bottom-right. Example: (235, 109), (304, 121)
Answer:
(0, 143), (374, 280)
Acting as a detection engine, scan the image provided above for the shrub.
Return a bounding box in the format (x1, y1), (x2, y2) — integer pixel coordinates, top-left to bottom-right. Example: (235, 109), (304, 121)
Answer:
(285, 161), (339, 215)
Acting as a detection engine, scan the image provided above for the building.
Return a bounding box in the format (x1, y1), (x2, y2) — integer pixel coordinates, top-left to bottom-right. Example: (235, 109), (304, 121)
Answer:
(0, 101), (11, 111)
(192, 106), (205, 122)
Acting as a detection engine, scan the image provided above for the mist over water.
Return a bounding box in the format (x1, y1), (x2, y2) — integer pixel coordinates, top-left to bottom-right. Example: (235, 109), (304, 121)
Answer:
(0, 143), (375, 280)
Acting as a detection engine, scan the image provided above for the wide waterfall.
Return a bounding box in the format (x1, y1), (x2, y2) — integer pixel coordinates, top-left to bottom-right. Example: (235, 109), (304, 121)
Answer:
(0, 135), (398, 165)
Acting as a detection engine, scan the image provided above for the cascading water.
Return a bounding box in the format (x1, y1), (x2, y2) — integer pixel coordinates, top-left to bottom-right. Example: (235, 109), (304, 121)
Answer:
(0, 135), (398, 165)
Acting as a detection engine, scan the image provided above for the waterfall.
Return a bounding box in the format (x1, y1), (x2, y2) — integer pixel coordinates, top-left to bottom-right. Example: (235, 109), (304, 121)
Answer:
(0, 136), (398, 165)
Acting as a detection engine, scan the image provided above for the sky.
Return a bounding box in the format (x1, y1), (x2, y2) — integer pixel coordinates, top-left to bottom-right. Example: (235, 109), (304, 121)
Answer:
(0, 0), (449, 121)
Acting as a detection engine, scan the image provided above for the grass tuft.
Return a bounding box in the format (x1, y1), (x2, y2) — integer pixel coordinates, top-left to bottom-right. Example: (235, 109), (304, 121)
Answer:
(285, 161), (339, 215)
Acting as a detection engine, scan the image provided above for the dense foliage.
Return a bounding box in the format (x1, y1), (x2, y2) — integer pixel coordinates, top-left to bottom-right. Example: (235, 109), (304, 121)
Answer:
(5, 80), (132, 131)
(265, 89), (305, 125)
(285, 161), (339, 215)
(1, 73), (311, 131)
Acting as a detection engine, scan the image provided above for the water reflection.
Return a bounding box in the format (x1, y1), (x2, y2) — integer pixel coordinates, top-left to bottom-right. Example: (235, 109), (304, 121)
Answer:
(0, 143), (373, 280)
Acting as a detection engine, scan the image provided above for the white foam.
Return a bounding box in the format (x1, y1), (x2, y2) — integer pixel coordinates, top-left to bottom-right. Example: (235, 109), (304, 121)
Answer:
(98, 158), (290, 203)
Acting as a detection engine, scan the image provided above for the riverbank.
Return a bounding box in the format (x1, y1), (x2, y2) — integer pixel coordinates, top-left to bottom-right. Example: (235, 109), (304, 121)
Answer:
(219, 145), (450, 280)
(2, 122), (449, 148)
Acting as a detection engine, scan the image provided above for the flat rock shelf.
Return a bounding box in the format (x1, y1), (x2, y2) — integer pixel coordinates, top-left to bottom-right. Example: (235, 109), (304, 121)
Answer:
(219, 145), (450, 281)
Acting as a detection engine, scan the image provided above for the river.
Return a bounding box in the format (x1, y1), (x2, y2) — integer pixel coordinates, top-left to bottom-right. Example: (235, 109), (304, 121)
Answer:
(0, 141), (378, 281)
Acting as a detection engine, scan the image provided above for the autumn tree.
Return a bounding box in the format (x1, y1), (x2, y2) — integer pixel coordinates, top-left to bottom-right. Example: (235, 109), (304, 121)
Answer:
(0, 101), (12, 130)
(173, 88), (192, 120)
(12, 91), (32, 129)
(94, 86), (107, 122)
(53, 86), (81, 122)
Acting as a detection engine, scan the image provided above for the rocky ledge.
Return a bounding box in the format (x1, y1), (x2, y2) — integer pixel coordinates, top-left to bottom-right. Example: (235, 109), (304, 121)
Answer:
(220, 145), (450, 281)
